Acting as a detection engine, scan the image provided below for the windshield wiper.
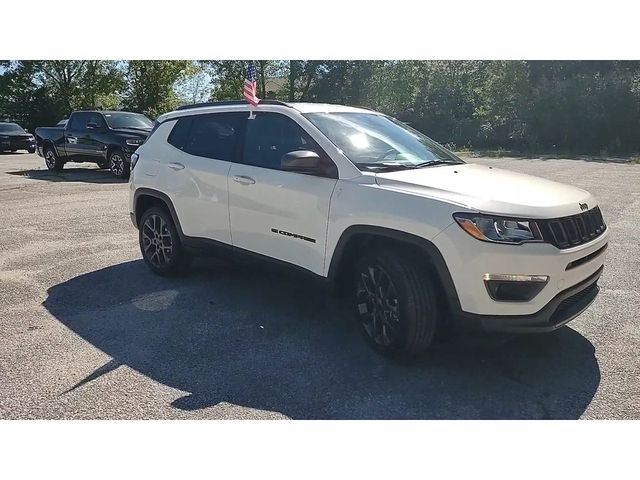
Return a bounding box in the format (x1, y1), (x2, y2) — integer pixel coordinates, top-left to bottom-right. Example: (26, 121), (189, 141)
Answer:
(412, 159), (462, 168)
(356, 162), (420, 172)
(118, 126), (151, 131)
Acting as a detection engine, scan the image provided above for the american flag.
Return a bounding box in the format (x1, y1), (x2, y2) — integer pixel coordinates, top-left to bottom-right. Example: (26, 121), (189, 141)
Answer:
(243, 62), (260, 106)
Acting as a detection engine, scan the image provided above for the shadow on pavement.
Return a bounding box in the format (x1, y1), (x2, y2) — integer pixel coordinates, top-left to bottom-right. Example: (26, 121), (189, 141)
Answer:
(43, 259), (601, 419)
(7, 167), (125, 184)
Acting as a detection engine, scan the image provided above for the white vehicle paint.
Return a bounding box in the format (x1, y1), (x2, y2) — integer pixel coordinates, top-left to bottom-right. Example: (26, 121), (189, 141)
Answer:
(129, 101), (608, 354)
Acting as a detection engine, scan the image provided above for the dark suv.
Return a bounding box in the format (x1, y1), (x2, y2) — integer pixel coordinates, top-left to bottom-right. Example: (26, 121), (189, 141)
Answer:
(35, 111), (153, 178)
(0, 122), (36, 153)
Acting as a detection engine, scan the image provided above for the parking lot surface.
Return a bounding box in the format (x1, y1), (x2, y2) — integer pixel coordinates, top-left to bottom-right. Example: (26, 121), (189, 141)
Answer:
(0, 152), (639, 419)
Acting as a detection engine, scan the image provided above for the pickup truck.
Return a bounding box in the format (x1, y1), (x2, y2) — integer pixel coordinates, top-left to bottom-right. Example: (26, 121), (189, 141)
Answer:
(35, 110), (153, 178)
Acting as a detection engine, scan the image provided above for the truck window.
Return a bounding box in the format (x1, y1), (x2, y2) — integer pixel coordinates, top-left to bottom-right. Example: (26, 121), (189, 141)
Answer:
(87, 113), (106, 129)
(68, 113), (89, 131)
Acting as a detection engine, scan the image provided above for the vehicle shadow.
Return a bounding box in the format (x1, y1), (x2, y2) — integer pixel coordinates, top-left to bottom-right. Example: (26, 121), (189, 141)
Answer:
(6, 167), (125, 184)
(43, 259), (601, 419)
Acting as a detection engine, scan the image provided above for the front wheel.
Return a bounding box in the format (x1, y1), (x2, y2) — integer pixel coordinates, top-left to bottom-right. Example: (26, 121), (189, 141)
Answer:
(28, 148), (36, 154)
(354, 249), (439, 356)
(109, 149), (130, 179)
(44, 147), (64, 171)
(139, 206), (191, 276)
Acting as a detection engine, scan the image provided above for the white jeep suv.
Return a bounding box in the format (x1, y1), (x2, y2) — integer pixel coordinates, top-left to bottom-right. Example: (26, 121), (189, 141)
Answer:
(129, 101), (608, 355)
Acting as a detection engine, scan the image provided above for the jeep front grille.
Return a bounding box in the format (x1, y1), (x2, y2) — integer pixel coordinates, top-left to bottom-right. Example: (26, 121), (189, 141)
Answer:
(539, 206), (606, 249)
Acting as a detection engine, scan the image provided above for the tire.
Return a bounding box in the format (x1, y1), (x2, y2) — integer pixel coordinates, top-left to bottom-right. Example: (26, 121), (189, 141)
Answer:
(109, 149), (130, 179)
(354, 248), (439, 356)
(44, 147), (64, 171)
(139, 206), (191, 276)
(28, 148), (36, 154)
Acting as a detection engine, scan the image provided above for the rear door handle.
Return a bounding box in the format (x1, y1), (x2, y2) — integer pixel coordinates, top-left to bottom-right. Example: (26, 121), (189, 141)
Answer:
(232, 175), (256, 185)
(168, 162), (185, 171)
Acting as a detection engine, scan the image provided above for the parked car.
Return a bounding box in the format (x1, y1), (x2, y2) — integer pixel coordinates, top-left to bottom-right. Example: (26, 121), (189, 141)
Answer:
(35, 110), (153, 178)
(129, 101), (608, 356)
(0, 122), (36, 153)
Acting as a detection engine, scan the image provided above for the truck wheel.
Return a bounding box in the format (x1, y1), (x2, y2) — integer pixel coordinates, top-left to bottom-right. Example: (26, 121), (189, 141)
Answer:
(139, 206), (191, 276)
(28, 148), (36, 154)
(354, 249), (439, 356)
(109, 150), (130, 179)
(44, 147), (63, 171)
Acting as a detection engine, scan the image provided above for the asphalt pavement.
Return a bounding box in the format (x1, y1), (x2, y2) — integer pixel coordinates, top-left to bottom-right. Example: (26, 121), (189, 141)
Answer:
(0, 152), (639, 419)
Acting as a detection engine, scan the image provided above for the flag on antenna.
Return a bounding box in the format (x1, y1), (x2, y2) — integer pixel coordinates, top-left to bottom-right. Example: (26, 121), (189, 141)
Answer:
(244, 62), (260, 106)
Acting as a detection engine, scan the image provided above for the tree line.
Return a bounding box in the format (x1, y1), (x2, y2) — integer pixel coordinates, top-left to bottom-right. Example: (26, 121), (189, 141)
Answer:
(1, 60), (639, 155)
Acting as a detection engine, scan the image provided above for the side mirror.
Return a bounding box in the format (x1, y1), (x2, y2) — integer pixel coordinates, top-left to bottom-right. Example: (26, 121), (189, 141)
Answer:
(24, 128), (29, 133)
(281, 150), (321, 173)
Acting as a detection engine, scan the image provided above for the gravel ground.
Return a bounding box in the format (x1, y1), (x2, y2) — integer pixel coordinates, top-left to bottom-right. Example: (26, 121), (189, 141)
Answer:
(0, 152), (638, 420)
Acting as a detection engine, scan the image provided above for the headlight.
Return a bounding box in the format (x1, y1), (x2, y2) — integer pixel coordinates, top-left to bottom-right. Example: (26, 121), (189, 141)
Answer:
(126, 138), (144, 146)
(453, 213), (542, 244)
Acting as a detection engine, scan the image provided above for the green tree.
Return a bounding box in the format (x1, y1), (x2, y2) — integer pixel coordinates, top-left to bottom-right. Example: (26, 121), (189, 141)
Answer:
(123, 61), (190, 118)
(473, 61), (531, 148)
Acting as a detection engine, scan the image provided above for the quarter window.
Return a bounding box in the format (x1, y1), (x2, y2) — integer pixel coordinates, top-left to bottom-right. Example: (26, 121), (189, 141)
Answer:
(167, 117), (192, 150)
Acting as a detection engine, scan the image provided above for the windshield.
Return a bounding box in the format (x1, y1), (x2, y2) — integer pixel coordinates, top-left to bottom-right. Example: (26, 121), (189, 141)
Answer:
(0, 123), (26, 134)
(103, 112), (153, 130)
(303, 112), (463, 171)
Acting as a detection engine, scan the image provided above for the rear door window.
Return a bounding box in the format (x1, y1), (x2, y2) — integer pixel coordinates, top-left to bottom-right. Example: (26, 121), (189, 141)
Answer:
(68, 113), (89, 131)
(180, 113), (245, 162)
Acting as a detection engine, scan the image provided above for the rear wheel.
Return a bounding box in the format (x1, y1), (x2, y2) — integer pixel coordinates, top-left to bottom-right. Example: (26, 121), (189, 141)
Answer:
(354, 249), (439, 356)
(109, 149), (129, 179)
(139, 206), (191, 276)
(44, 147), (63, 171)
(28, 148), (35, 154)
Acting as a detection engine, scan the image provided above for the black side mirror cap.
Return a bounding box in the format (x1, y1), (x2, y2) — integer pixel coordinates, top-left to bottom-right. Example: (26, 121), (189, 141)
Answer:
(281, 150), (321, 173)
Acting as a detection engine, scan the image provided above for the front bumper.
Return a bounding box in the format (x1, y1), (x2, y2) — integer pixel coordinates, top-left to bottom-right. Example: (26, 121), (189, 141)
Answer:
(453, 265), (603, 333)
(2, 137), (35, 151)
(432, 220), (609, 316)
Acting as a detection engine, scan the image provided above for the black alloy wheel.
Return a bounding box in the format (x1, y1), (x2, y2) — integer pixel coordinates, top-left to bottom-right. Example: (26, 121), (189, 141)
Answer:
(139, 207), (191, 276)
(354, 249), (439, 356)
(356, 264), (402, 348)
(44, 147), (63, 171)
(109, 150), (129, 179)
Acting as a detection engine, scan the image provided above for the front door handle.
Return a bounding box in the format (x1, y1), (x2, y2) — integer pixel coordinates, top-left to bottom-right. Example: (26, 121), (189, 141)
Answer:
(168, 162), (185, 171)
(232, 175), (256, 185)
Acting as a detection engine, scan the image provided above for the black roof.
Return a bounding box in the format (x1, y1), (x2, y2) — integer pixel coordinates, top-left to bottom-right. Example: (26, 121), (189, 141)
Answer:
(176, 100), (292, 111)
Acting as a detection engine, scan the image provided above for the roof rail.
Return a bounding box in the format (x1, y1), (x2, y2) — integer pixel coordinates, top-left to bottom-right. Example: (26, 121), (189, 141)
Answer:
(176, 100), (292, 111)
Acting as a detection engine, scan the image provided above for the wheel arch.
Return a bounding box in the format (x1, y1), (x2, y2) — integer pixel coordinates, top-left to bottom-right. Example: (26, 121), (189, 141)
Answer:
(327, 225), (461, 313)
(133, 188), (185, 240)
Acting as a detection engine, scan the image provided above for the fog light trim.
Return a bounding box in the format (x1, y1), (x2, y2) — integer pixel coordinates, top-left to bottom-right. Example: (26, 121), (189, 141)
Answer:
(483, 274), (549, 283)
(483, 274), (549, 302)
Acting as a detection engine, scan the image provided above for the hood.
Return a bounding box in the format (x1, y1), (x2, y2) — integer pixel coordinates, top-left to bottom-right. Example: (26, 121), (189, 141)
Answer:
(112, 127), (151, 137)
(375, 163), (595, 218)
